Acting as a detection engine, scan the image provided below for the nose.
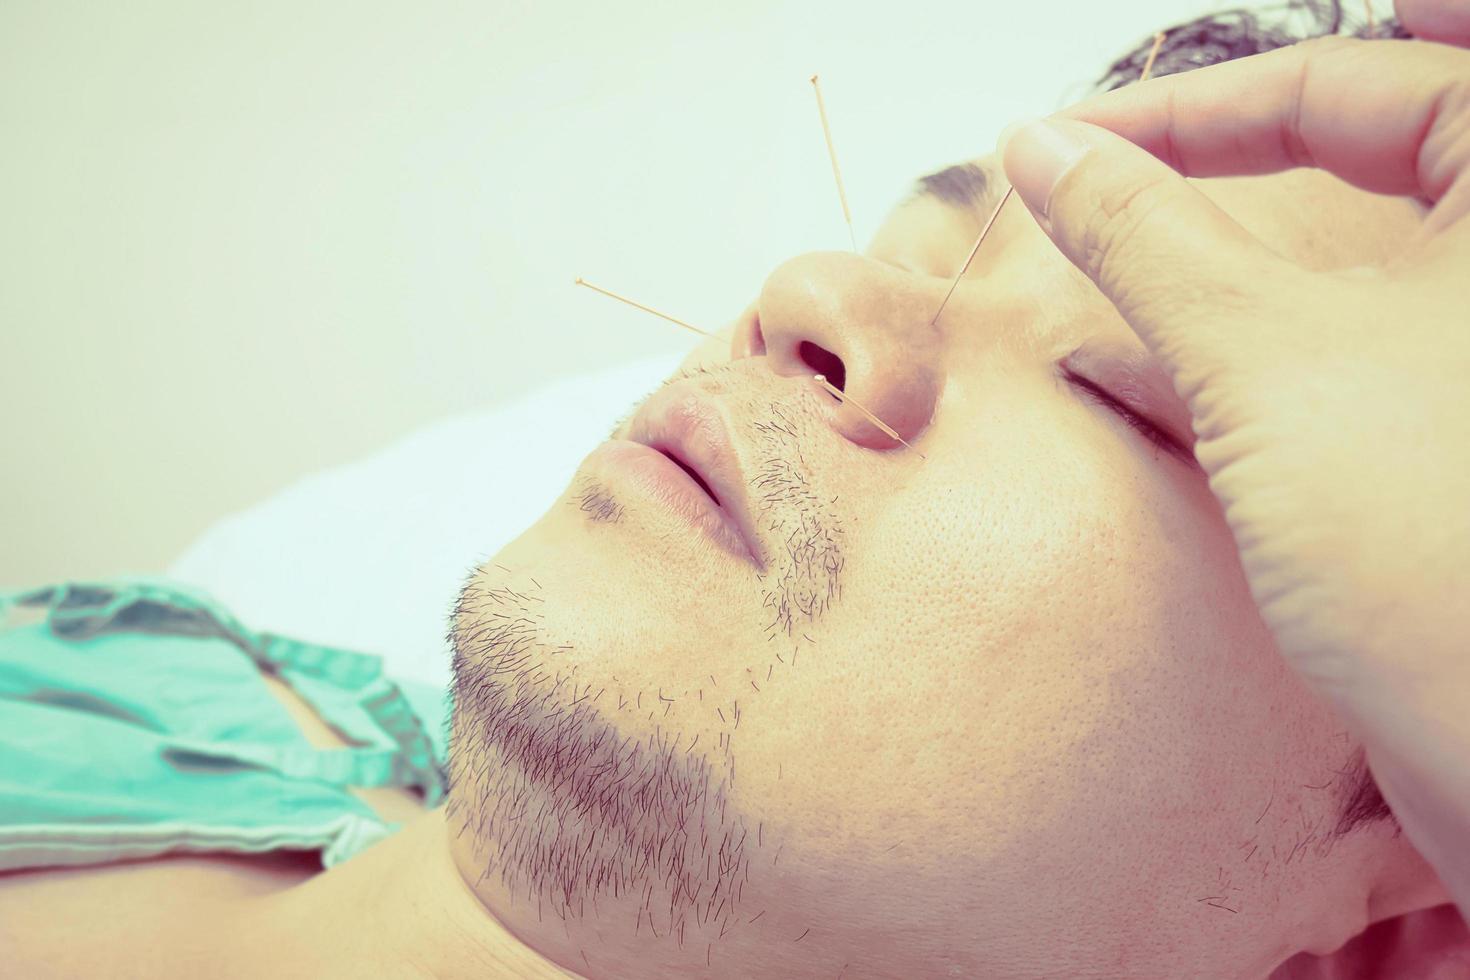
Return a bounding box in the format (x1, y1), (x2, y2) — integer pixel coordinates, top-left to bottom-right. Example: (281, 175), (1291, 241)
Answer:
(731, 251), (944, 452)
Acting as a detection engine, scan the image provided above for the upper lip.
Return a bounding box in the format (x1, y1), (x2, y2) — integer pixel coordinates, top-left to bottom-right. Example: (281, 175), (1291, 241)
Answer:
(625, 382), (763, 567)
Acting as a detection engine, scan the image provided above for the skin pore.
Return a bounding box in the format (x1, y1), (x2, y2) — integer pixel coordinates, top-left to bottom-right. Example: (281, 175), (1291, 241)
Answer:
(16, 158), (1454, 979)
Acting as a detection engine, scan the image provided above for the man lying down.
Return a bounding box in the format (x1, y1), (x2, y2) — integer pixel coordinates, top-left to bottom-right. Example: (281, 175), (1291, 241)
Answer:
(3, 2), (1467, 977)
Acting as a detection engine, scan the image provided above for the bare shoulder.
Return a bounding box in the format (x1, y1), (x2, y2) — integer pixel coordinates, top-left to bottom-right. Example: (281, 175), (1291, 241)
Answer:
(0, 668), (427, 976)
(258, 670), (429, 825)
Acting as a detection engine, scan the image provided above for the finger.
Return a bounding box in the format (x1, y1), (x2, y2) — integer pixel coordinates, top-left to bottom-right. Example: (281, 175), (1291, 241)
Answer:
(1000, 118), (1292, 386)
(1396, 0), (1470, 45)
(1052, 38), (1470, 205)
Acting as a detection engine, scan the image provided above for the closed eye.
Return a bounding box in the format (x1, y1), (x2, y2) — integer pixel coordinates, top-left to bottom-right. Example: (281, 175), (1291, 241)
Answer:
(1062, 368), (1195, 466)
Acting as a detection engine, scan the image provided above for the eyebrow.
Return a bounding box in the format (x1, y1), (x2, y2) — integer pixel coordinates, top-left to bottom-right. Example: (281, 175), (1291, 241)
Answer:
(911, 162), (992, 210)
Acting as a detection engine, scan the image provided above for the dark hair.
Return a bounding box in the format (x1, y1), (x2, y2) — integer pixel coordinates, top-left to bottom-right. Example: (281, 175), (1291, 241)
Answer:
(1095, 0), (1410, 93)
(1101, 0), (1402, 839)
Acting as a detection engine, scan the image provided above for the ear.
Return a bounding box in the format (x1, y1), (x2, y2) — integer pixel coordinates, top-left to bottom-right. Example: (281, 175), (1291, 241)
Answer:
(1268, 903), (1470, 979)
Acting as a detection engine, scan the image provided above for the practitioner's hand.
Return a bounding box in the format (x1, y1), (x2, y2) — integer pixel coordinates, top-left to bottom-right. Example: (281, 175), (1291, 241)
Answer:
(997, 3), (1470, 908)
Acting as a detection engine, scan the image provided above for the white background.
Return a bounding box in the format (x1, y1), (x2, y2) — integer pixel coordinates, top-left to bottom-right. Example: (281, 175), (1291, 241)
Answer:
(2, 0), (1282, 585)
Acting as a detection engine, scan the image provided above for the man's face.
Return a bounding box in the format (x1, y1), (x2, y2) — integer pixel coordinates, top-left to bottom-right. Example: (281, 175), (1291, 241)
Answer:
(447, 159), (1420, 978)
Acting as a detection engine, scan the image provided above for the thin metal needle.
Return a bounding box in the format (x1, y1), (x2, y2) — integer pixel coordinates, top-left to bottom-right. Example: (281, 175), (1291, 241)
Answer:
(930, 28), (1159, 332)
(810, 74), (859, 253)
(929, 185), (1014, 326)
(811, 374), (926, 459)
(1139, 31), (1166, 82)
(573, 278), (715, 338)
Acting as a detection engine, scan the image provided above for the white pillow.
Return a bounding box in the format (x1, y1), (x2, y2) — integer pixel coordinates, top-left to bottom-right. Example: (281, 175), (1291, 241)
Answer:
(168, 354), (684, 690)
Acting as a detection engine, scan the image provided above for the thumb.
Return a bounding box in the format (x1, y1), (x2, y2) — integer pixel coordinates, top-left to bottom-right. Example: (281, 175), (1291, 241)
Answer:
(999, 117), (1291, 378)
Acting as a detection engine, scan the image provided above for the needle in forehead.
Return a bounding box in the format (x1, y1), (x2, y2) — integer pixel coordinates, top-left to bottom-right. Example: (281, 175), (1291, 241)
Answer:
(810, 374), (927, 459)
(810, 74), (859, 253)
(573, 277), (716, 338)
(929, 184), (1014, 327)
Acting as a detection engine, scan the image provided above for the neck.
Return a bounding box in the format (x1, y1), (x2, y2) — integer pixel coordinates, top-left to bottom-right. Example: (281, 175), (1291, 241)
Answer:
(234, 808), (581, 980)
(215, 807), (1464, 978)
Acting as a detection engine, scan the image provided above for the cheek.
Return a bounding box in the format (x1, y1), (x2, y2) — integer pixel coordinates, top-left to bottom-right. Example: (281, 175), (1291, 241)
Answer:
(773, 409), (1346, 957)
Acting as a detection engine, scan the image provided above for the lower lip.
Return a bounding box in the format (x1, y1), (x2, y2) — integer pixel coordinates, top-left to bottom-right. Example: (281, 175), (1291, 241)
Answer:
(584, 440), (753, 562)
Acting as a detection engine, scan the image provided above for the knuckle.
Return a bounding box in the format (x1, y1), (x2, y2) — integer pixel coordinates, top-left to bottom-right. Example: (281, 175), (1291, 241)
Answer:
(1065, 168), (1275, 346)
(1073, 171), (1180, 306)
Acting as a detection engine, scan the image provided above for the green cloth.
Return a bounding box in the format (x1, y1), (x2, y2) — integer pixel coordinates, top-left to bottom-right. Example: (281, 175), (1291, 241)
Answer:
(0, 578), (449, 872)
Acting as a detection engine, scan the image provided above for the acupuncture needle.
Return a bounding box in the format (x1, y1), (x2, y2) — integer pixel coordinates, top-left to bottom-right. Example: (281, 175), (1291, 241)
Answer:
(575, 78), (922, 459)
(810, 374), (926, 459)
(929, 185), (1013, 326)
(932, 32), (1165, 327)
(1139, 31), (1166, 82)
(570, 276), (924, 457)
(573, 277), (715, 338)
(810, 74), (859, 253)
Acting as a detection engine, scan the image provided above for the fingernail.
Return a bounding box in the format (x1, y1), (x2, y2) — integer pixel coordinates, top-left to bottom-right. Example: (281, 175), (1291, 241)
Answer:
(1000, 119), (1090, 219)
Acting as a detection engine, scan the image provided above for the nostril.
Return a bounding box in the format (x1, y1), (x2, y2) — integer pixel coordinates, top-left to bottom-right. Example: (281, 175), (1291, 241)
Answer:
(798, 341), (846, 392)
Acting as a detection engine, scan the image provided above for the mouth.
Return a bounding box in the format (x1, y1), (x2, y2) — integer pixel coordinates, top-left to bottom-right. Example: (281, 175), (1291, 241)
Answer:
(588, 383), (763, 568)
(660, 449), (722, 505)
